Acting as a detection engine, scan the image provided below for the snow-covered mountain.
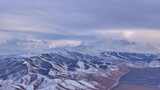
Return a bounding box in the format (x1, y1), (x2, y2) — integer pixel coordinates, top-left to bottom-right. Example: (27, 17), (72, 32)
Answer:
(0, 49), (160, 90)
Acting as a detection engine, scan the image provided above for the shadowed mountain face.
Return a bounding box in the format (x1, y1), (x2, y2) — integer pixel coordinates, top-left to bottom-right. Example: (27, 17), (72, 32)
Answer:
(0, 50), (160, 90)
(113, 68), (160, 90)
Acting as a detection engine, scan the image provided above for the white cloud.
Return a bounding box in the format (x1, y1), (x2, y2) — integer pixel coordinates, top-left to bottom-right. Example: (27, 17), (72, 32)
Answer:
(17, 39), (82, 50)
(47, 40), (82, 48)
(95, 29), (160, 44)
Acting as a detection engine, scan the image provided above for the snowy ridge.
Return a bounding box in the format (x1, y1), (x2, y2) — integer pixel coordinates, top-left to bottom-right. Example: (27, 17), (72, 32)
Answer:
(0, 49), (159, 90)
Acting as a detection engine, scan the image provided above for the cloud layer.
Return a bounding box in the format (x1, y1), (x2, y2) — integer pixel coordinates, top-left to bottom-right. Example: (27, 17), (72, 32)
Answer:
(0, 0), (160, 54)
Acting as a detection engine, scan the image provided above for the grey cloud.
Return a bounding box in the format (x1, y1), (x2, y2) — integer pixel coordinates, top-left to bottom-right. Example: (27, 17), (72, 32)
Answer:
(1, 0), (160, 54)
(1, 0), (160, 32)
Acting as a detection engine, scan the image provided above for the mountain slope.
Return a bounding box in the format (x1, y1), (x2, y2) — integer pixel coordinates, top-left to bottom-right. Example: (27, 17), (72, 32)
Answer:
(0, 50), (159, 90)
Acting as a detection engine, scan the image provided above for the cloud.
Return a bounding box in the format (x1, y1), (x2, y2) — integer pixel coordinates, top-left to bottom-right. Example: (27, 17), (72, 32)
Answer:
(47, 40), (82, 48)
(15, 39), (82, 53)
(0, 0), (160, 54)
(95, 29), (160, 44)
(0, 31), (12, 45)
(17, 39), (81, 49)
(1, 0), (160, 33)
(0, 14), (61, 34)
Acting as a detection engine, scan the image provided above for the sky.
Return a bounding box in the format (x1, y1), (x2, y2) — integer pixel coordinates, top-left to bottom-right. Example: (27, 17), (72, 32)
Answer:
(0, 0), (160, 55)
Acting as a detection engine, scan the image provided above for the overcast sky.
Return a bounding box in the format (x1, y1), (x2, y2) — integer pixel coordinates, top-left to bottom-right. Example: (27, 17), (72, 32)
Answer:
(0, 0), (160, 54)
